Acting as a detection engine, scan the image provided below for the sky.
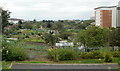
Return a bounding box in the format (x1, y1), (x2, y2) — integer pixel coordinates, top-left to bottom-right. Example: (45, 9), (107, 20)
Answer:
(0, 0), (120, 21)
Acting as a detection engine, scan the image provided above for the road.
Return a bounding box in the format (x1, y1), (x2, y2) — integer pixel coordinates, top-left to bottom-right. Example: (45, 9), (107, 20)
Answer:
(11, 63), (119, 69)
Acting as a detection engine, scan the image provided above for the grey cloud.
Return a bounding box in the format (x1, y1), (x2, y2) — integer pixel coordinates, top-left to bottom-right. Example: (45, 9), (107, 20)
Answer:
(1, 0), (120, 20)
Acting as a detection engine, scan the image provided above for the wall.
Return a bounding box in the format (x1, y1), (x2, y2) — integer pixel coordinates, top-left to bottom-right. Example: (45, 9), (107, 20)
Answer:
(117, 2), (120, 27)
(119, 1), (120, 7)
(0, 8), (2, 33)
(117, 8), (120, 27)
(100, 10), (112, 28)
(112, 7), (117, 28)
(95, 9), (101, 26)
(95, 7), (117, 28)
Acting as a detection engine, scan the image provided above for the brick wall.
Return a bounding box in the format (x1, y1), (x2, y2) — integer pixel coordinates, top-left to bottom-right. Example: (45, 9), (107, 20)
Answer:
(100, 10), (112, 28)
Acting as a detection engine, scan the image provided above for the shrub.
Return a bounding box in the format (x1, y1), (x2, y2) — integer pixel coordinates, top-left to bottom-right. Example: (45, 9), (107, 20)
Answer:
(2, 41), (28, 61)
(47, 48), (79, 61)
(118, 58), (120, 67)
(104, 52), (113, 62)
(111, 51), (120, 57)
(80, 50), (104, 59)
(44, 33), (58, 45)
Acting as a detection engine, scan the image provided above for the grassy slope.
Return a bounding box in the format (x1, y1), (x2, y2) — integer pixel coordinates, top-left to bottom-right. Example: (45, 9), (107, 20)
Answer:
(14, 58), (119, 64)
(2, 61), (12, 69)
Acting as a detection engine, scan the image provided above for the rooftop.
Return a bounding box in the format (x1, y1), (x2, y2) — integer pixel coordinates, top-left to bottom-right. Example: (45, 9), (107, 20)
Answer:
(95, 6), (117, 10)
(8, 18), (24, 21)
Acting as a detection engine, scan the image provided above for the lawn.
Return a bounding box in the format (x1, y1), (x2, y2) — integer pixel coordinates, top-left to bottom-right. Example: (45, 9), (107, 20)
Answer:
(30, 39), (45, 43)
(14, 58), (119, 64)
(22, 44), (50, 51)
(24, 37), (45, 43)
(2, 61), (12, 69)
(1, 58), (119, 69)
(15, 61), (48, 64)
(59, 58), (119, 64)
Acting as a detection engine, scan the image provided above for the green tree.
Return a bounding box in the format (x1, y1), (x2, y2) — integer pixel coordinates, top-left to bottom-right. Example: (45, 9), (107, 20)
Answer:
(33, 19), (36, 22)
(75, 23), (90, 30)
(2, 9), (11, 33)
(2, 41), (28, 61)
(77, 26), (109, 48)
(108, 28), (120, 47)
(52, 22), (64, 31)
(22, 22), (33, 29)
(86, 26), (108, 47)
(44, 33), (58, 48)
(18, 20), (23, 24)
(77, 30), (86, 46)
(59, 31), (72, 40)
(18, 20), (23, 29)
(46, 22), (52, 29)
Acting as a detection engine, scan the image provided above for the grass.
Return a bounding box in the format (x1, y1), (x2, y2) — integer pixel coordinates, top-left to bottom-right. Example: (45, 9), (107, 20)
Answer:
(0, 61), (1, 70)
(1, 58), (119, 70)
(23, 44), (49, 50)
(25, 37), (45, 43)
(2, 61), (12, 69)
(59, 58), (119, 64)
(30, 39), (45, 43)
(15, 61), (48, 64)
(59, 59), (104, 64)
(14, 58), (119, 64)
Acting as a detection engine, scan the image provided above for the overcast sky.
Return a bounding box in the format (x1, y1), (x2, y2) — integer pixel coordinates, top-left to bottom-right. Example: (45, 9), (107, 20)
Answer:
(1, 0), (120, 20)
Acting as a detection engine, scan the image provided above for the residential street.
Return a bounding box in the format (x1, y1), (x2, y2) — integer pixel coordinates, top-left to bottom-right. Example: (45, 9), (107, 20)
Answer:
(11, 63), (119, 69)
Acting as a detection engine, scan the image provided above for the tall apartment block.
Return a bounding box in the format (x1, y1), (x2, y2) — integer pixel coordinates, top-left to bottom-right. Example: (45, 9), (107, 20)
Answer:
(117, 1), (120, 27)
(95, 2), (120, 28)
(0, 8), (2, 33)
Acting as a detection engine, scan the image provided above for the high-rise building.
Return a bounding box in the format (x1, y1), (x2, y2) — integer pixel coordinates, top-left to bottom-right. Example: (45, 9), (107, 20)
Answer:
(117, 1), (120, 27)
(0, 8), (2, 32)
(95, 2), (120, 28)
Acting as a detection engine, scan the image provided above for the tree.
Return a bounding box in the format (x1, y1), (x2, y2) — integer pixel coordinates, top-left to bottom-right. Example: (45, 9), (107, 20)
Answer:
(59, 31), (72, 40)
(77, 30), (86, 46)
(80, 20), (95, 24)
(44, 33), (58, 48)
(77, 26), (109, 48)
(2, 41), (28, 61)
(52, 22), (64, 31)
(46, 23), (52, 29)
(108, 28), (120, 47)
(18, 20), (23, 29)
(2, 9), (11, 33)
(75, 23), (90, 30)
(86, 26), (108, 47)
(33, 19), (36, 22)
(18, 20), (23, 24)
(22, 22), (33, 29)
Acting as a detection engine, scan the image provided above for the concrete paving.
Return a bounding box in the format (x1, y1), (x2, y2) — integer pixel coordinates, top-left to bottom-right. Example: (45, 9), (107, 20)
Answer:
(11, 63), (119, 69)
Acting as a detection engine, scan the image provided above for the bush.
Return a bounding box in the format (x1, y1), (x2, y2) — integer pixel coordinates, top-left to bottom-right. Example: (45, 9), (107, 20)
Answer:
(104, 52), (113, 62)
(118, 58), (120, 67)
(80, 50), (104, 59)
(111, 51), (120, 57)
(2, 41), (28, 61)
(47, 48), (79, 61)
(44, 33), (58, 45)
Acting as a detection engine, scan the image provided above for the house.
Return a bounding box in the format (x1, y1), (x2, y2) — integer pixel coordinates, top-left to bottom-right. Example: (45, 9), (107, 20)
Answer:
(55, 40), (74, 48)
(8, 18), (25, 24)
